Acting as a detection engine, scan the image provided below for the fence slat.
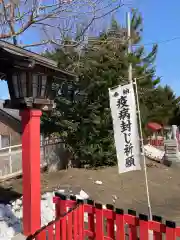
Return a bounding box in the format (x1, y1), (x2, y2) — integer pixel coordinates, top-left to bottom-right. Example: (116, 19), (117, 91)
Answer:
(73, 207), (78, 240)
(125, 210), (138, 240)
(153, 232), (162, 240)
(35, 229), (46, 240)
(165, 221), (176, 240)
(129, 224), (138, 240)
(116, 209), (125, 240)
(53, 194), (67, 217)
(47, 224), (54, 240)
(149, 216), (165, 240)
(88, 202), (95, 239)
(61, 215), (67, 240)
(176, 226), (180, 237)
(55, 219), (60, 240)
(67, 211), (73, 240)
(78, 204), (84, 240)
(106, 205), (115, 239)
(53, 196), (61, 218)
(139, 214), (149, 240)
(95, 203), (104, 240)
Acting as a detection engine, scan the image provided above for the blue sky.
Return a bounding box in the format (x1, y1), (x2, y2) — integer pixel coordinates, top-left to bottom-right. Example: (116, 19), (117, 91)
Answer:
(133, 0), (180, 95)
(1, 0), (180, 98)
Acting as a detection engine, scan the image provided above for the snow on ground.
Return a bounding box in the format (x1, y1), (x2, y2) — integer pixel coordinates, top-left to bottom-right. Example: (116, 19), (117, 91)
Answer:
(0, 189), (90, 240)
(144, 144), (165, 162)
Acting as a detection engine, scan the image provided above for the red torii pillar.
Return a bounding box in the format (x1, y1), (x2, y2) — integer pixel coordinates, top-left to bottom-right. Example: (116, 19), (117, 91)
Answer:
(20, 109), (42, 236)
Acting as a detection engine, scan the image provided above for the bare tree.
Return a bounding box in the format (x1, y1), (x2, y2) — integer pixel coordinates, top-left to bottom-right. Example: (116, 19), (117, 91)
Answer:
(0, 0), (126, 48)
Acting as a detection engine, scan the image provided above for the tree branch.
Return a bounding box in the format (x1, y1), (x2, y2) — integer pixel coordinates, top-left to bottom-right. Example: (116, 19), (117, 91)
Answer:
(0, 0), (127, 47)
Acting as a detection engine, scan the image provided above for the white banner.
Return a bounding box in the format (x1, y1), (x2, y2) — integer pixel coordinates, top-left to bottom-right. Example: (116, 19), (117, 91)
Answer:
(109, 83), (141, 173)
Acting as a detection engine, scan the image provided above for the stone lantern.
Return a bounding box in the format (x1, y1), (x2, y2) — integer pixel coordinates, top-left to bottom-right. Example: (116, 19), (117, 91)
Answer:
(0, 40), (75, 236)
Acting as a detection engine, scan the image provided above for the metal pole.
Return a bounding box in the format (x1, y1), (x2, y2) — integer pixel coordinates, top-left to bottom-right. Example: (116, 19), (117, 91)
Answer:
(127, 12), (132, 83)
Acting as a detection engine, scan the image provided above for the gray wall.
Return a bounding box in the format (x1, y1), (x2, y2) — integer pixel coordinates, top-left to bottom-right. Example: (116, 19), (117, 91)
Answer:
(42, 142), (71, 172)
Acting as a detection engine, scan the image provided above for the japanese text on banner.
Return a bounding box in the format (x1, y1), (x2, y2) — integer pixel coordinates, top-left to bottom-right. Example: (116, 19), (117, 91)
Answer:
(109, 83), (141, 173)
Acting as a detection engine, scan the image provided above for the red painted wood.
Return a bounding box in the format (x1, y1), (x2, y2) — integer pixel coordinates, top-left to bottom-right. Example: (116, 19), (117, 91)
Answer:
(20, 109), (42, 236)
(95, 206), (104, 240)
(73, 206), (78, 240)
(35, 229), (46, 240)
(66, 199), (77, 209)
(47, 224), (54, 240)
(78, 204), (84, 240)
(73, 208), (78, 240)
(103, 208), (114, 219)
(105, 209), (115, 239)
(116, 212), (125, 240)
(27, 199), (180, 240)
(87, 205), (95, 239)
(67, 211), (73, 240)
(60, 199), (67, 216)
(124, 214), (138, 240)
(149, 139), (164, 146)
(139, 219), (149, 240)
(83, 203), (94, 238)
(153, 232), (162, 240)
(53, 197), (61, 218)
(61, 215), (67, 240)
(166, 226), (176, 240)
(149, 221), (165, 240)
(124, 214), (137, 226)
(104, 237), (112, 240)
(55, 219), (60, 240)
(54, 197), (77, 219)
(176, 226), (180, 236)
(129, 224), (138, 240)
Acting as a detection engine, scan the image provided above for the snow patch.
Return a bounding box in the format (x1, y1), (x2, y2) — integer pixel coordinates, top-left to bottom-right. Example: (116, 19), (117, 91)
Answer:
(0, 189), (90, 239)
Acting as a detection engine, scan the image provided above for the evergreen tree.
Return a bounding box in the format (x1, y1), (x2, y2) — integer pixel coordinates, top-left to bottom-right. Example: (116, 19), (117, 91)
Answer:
(41, 11), (179, 168)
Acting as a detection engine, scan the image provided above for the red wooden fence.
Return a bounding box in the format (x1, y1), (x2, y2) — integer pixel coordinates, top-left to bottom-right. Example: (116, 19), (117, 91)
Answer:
(27, 194), (180, 239)
(149, 139), (164, 147)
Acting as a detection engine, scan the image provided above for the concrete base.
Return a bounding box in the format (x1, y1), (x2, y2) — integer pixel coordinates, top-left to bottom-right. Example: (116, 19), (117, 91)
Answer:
(12, 233), (26, 240)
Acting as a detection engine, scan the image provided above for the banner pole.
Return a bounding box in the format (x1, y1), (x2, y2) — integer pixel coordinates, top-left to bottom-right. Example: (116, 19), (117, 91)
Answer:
(133, 78), (152, 220)
(127, 12), (132, 83)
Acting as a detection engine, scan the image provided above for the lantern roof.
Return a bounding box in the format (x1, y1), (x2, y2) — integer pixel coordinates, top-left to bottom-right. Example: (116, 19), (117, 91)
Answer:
(0, 40), (76, 80)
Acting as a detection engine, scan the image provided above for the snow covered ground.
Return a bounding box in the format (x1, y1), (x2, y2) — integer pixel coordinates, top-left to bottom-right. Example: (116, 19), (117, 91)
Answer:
(0, 189), (90, 240)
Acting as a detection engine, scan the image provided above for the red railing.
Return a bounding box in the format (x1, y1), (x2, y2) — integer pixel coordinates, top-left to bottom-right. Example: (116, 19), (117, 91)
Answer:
(27, 194), (180, 239)
(149, 139), (164, 146)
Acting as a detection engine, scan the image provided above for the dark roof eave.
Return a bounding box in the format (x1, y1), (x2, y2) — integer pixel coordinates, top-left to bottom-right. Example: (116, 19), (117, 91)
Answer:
(0, 40), (76, 79)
